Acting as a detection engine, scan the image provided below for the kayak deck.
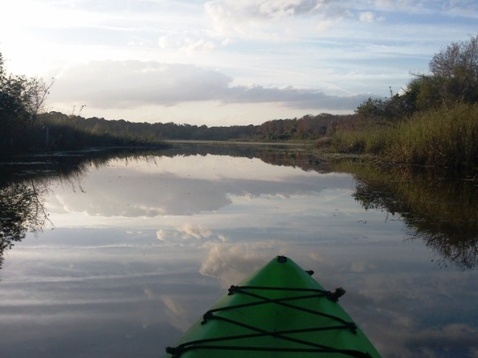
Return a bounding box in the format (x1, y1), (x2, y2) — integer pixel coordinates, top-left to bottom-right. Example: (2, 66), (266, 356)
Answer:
(165, 256), (381, 357)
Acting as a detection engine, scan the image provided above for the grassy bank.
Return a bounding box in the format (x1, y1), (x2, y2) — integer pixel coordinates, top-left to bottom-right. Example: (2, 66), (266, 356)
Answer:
(327, 103), (478, 174)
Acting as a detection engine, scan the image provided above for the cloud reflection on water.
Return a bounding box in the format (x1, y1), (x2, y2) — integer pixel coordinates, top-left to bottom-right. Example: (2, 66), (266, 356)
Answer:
(45, 155), (354, 220)
(1, 152), (478, 357)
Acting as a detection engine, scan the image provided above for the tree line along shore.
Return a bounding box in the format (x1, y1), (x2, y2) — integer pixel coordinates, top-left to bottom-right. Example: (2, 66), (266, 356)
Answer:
(1, 35), (477, 175)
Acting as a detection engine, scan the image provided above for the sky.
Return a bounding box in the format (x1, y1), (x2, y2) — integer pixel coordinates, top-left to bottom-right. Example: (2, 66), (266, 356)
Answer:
(0, 0), (477, 126)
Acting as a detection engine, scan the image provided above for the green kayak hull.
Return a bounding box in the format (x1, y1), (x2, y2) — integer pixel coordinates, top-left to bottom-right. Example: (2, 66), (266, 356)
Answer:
(165, 256), (381, 357)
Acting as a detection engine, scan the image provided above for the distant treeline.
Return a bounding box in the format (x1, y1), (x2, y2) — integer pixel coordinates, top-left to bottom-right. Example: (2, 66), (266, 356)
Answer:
(36, 111), (350, 146)
(1, 112), (169, 155)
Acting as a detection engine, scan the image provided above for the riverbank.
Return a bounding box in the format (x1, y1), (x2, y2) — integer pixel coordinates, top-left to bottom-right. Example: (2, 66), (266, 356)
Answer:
(321, 103), (478, 176)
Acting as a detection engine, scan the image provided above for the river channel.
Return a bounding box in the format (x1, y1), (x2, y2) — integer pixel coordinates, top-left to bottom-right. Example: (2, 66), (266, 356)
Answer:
(0, 143), (477, 357)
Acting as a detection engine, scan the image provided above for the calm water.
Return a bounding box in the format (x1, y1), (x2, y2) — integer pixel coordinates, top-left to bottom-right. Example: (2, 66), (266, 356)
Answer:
(0, 145), (477, 357)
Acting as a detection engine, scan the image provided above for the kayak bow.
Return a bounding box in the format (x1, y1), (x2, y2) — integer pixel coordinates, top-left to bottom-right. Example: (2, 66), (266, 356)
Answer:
(165, 256), (381, 357)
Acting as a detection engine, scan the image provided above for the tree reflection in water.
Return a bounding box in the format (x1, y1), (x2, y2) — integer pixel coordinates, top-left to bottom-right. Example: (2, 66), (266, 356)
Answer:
(0, 180), (50, 269)
(0, 148), (158, 270)
(339, 162), (478, 270)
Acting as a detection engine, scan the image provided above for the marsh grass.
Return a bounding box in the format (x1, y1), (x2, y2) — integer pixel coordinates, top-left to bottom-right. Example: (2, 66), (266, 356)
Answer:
(331, 121), (394, 155)
(329, 103), (478, 174)
(389, 104), (478, 172)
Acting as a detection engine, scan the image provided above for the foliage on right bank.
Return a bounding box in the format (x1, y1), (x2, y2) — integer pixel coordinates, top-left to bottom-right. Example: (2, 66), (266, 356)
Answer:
(327, 35), (478, 174)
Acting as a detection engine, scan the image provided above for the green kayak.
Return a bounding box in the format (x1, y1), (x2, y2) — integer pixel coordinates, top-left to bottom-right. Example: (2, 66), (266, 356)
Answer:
(165, 256), (381, 357)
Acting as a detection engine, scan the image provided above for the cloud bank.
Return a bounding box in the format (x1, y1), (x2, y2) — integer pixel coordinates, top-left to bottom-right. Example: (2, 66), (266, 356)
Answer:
(50, 60), (369, 112)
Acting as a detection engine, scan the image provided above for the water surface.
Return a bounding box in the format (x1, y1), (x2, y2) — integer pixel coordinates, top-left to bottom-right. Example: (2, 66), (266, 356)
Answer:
(0, 146), (477, 357)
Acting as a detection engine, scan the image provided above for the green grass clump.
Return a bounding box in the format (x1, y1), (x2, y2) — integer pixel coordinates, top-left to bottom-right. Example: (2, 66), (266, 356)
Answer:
(327, 103), (478, 174)
(331, 123), (394, 155)
(389, 103), (478, 172)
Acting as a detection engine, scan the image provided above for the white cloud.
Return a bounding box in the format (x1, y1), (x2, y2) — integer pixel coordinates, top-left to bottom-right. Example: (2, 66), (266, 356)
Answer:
(49, 60), (369, 112)
(160, 295), (185, 316)
(156, 229), (168, 241)
(359, 11), (379, 23)
(204, 0), (349, 40)
(205, 0), (345, 23)
(178, 223), (212, 240)
(206, 0), (324, 20)
(50, 61), (231, 107)
(199, 241), (285, 286)
(158, 34), (217, 53)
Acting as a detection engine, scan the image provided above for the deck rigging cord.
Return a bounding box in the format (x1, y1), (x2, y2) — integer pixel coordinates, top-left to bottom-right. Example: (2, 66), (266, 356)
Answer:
(166, 277), (373, 357)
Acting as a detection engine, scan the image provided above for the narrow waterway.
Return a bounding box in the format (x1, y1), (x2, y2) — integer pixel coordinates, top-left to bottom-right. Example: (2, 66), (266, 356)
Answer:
(0, 145), (477, 357)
